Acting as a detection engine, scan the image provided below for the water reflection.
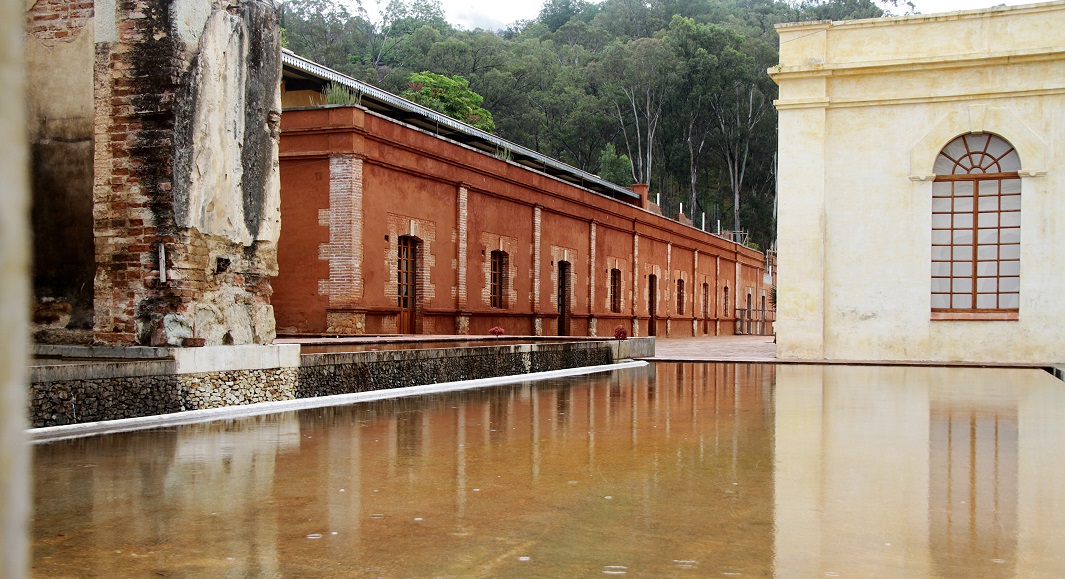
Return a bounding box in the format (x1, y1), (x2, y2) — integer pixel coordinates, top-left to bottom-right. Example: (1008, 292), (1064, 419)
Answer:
(773, 365), (1065, 578)
(32, 364), (1065, 577)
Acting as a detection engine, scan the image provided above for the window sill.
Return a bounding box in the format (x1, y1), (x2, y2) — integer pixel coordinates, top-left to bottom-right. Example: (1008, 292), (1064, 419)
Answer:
(931, 311), (1018, 321)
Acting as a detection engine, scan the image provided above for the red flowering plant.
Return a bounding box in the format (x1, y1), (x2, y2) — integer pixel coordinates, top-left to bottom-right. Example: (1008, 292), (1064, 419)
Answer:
(488, 326), (505, 337)
(613, 325), (628, 340)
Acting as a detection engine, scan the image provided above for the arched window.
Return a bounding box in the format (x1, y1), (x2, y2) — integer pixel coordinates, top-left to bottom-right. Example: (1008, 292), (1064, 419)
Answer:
(490, 250), (508, 309)
(931, 133), (1021, 313)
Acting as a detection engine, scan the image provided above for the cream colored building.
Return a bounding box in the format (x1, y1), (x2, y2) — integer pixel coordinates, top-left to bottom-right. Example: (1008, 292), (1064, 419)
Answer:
(771, 1), (1065, 363)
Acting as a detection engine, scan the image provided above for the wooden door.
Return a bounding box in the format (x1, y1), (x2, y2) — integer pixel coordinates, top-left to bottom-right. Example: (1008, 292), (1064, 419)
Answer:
(648, 274), (657, 337)
(557, 261), (571, 336)
(397, 236), (417, 334)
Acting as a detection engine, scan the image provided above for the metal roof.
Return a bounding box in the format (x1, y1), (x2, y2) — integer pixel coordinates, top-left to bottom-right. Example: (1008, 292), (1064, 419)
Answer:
(281, 49), (641, 203)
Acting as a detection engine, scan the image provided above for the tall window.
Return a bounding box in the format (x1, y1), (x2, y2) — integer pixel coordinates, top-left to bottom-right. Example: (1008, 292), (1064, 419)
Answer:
(609, 268), (621, 313)
(931, 133), (1021, 312)
(723, 286), (730, 318)
(676, 279), (685, 315)
(490, 250), (508, 309)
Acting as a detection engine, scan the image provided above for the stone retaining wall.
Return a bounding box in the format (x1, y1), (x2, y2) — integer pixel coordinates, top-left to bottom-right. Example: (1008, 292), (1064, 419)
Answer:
(31, 368), (299, 428)
(298, 341), (623, 398)
(29, 338), (653, 428)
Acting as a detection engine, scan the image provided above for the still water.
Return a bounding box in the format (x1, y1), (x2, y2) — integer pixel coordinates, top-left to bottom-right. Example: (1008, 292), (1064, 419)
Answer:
(32, 364), (1065, 577)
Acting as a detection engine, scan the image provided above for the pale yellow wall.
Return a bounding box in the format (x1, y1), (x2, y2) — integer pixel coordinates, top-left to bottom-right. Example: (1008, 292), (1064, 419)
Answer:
(281, 83), (325, 108)
(772, 1), (1065, 363)
(2, 0), (29, 574)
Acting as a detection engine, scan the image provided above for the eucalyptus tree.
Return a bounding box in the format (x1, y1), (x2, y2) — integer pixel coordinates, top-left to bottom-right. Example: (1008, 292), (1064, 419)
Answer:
(595, 36), (677, 185)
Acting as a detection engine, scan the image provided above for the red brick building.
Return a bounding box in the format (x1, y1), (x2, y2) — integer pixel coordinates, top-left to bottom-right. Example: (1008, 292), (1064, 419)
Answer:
(276, 52), (771, 338)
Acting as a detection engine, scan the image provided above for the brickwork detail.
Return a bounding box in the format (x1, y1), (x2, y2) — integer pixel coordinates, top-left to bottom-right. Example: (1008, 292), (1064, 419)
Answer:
(588, 222), (596, 322)
(479, 232), (518, 308)
(644, 262), (663, 326)
(90, 0), (281, 346)
(631, 232), (640, 337)
(666, 242), (673, 317)
(548, 245), (578, 314)
(532, 205), (541, 311)
(385, 214), (437, 333)
(603, 256), (630, 313)
(91, 4), (185, 345)
(456, 185), (468, 309)
(320, 154), (364, 309)
(27, 0), (92, 47)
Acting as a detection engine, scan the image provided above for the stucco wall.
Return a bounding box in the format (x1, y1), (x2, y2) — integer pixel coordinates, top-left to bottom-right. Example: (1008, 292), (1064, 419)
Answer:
(25, 0), (96, 342)
(772, 2), (1065, 363)
(277, 106), (768, 339)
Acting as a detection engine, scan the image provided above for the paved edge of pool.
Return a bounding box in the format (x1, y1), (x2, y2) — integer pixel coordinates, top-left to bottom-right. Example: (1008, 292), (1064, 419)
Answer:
(27, 360), (649, 443)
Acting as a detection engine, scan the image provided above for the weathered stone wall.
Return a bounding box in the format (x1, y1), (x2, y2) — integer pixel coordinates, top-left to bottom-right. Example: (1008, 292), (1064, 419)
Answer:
(30, 367), (298, 427)
(20, 0), (283, 348)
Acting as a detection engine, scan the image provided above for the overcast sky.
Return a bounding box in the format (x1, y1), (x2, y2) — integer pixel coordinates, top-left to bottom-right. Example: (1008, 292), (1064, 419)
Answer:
(362, 0), (1034, 32)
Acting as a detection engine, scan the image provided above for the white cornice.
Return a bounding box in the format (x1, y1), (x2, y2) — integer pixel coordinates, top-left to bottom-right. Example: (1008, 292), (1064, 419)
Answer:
(771, 46), (1065, 80)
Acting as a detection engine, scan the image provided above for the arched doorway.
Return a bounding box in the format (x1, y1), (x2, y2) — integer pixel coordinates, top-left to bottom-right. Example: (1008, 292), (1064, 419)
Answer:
(557, 261), (571, 336)
(397, 235), (419, 334)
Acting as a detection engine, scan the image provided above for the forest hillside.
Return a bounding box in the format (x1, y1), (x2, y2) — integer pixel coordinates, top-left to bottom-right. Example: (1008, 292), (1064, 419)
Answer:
(282, 0), (902, 250)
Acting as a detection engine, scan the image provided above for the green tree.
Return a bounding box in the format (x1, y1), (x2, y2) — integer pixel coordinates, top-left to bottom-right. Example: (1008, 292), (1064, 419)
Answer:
(281, 0), (368, 76)
(595, 37), (677, 184)
(538, 0), (600, 32)
(401, 71), (496, 132)
(598, 143), (634, 186)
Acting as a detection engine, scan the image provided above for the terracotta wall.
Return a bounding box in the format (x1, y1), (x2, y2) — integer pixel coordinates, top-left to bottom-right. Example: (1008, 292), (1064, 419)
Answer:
(277, 105), (768, 337)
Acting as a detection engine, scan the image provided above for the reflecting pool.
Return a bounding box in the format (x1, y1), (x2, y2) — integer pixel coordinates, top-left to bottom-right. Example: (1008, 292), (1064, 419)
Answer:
(32, 364), (1065, 577)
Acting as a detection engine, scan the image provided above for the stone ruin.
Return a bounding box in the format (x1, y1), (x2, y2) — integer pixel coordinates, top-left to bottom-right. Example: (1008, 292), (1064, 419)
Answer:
(26, 0), (282, 346)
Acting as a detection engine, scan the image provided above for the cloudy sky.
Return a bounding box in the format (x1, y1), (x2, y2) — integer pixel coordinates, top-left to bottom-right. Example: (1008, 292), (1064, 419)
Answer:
(361, 0), (1034, 31)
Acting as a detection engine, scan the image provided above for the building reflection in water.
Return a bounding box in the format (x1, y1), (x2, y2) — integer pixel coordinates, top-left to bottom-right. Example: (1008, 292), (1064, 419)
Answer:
(32, 363), (1065, 576)
(773, 365), (1065, 578)
(33, 363), (775, 576)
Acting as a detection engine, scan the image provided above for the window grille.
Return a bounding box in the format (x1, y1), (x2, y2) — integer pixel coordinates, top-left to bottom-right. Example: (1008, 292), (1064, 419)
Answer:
(931, 133), (1021, 312)
(490, 250), (507, 309)
(610, 269), (621, 313)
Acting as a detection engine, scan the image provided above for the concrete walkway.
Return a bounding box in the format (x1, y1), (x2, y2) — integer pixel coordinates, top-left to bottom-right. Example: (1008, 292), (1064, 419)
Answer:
(648, 335), (777, 362)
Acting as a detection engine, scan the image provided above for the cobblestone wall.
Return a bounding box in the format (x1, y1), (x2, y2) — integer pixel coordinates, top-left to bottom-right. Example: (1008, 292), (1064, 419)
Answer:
(30, 339), (651, 427)
(297, 342), (617, 398)
(31, 368), (298, 427)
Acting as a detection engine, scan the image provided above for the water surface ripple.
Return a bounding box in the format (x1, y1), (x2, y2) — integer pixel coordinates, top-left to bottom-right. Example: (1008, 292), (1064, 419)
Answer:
(32, 364), (1065, 577)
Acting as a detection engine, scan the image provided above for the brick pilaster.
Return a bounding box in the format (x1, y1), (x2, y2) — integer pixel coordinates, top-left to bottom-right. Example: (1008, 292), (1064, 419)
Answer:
(320, 154), (364, 309)
(92, 0), (186, 345)
(456, 184), (468, 310)
(588, 221), (596, 335)
(631, 232), (639, 337)
(532, 205), (541, 312)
